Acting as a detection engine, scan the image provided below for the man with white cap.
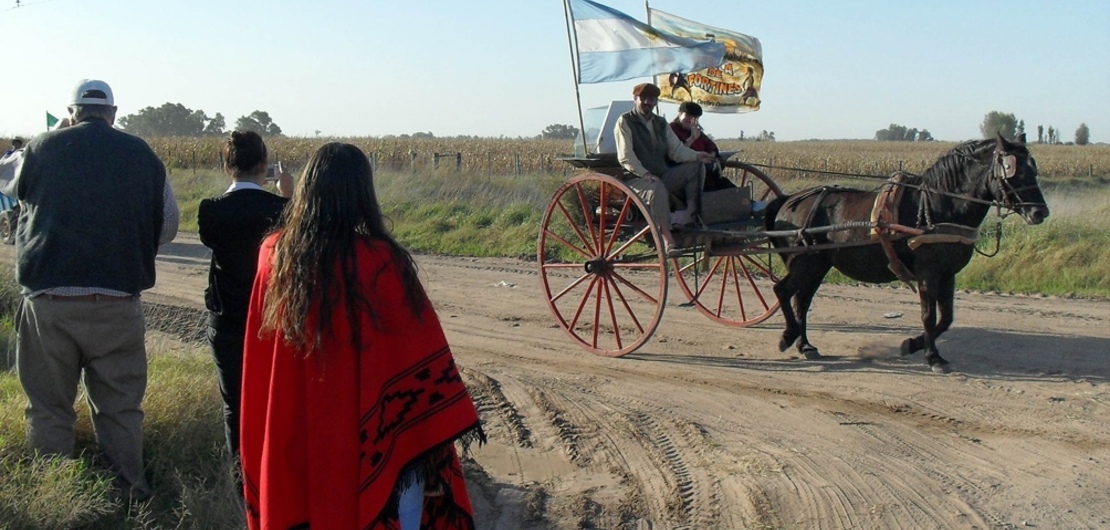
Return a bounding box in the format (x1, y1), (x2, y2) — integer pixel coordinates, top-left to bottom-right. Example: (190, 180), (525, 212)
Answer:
(615, 82), (715, 254)
(11, 79), (179, 501)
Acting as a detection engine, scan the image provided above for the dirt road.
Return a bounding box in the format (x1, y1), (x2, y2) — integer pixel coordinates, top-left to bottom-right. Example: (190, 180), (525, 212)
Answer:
(17, 234), (1110, 529)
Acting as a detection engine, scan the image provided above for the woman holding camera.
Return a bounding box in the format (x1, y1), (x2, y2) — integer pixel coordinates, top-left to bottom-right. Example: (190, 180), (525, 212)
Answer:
(198, 130), (293, 462)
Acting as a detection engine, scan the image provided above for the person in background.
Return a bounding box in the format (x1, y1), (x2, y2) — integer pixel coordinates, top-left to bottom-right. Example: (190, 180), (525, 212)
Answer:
(239, 142), (484, 530)
(615, 83), (715, 250)
(197, 130), (292, 462)
(0, 139), (23, 186)
(11, 79), (179, 501)
(669, 101), (734, 191)
(2, 137), (23, 159)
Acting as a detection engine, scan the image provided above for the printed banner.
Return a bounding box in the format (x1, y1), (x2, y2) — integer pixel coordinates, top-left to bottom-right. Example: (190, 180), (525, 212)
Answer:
(649, 8), (763, 113)
(569, 0), (725, 84)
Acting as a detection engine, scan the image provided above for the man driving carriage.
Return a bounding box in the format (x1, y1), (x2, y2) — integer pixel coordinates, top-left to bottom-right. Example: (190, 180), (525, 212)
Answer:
(615, 83), (716, 238)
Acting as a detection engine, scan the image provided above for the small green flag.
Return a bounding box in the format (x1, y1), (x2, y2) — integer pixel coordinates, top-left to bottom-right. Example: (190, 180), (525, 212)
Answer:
(46, 111), (58, 129)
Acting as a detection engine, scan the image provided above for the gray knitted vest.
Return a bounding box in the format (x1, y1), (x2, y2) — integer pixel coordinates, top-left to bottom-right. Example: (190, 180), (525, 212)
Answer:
(15, 120), (165, 294)
(622, 110), (672, 176)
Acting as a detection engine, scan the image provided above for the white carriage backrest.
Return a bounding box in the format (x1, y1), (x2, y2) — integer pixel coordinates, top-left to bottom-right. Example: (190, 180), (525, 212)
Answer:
(597, 100), (634, 155)
(574, 100), (635, 157)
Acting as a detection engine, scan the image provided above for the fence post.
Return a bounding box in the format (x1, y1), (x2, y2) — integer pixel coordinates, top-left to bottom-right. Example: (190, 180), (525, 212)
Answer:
(515, 153), (522, 176)
(899, 160), (904, 172)
(410, 150), (417, 173)
(192, 149), (197, 177)
(456, 152), (462, 172)
(487, 152), (492, 177)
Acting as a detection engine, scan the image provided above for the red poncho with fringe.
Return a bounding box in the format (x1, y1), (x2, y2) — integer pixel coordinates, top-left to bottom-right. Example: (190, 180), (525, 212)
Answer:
(240, 234), (483, 530)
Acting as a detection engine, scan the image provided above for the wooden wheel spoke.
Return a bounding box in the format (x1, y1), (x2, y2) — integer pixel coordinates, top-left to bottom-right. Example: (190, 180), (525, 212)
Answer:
(719, 256), (737, 315)
(609, 269), (660, 305)
(694, 256), (725, 301)
(600, 278), (623, 350)
(549, 270), (593, 304)
(602, 195), (635, 256)
(736, 255), (773, 310)
(590, 274), (603, 348)
(740, 252), (781, 282)
(568, 275), (600, 334)
(608, 225), (654, 258)
(726, 258), (750, 319)
(604, 275), (645, 335)
(543, 228), (595, 261)
(573, 182), (602, 253)
(554, 194), (596, 255)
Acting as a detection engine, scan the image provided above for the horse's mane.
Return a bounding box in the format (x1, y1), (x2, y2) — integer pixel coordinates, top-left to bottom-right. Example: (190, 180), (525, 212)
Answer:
(917, 138), (1028, 192)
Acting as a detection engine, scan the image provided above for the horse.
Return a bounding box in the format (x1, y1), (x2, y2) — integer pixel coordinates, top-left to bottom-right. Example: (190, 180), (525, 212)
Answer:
(668, 72), (691, 98)
(762, 134), (1049, 372)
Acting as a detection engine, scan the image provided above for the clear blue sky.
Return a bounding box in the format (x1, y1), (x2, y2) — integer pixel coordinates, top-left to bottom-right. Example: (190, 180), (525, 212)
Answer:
(1, 0), (1106, 142)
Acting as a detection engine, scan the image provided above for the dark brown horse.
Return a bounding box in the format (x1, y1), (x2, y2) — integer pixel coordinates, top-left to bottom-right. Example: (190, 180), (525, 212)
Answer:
(763, 134), (1049, 372)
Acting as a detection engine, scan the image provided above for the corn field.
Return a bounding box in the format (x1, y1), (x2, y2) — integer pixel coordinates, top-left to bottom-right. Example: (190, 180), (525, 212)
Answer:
(141, 136), (1110, 183)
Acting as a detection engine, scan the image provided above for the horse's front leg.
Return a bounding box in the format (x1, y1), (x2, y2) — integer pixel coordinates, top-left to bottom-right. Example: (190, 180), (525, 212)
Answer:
(908, 276), (950, 373)
(931, 273), (957, 339)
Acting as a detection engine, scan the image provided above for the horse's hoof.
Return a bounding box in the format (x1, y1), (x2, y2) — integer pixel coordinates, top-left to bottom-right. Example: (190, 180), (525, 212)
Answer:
(930, 363), (951, 374)
(778, 336), (794, 352)
(900, 338), (915, 356)
(800, 345), (823, 360)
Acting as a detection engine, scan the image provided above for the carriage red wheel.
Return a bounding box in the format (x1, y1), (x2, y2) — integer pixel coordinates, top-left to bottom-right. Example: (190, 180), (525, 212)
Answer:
(538, 173), (668, 356)
(672, 161), (787, 327)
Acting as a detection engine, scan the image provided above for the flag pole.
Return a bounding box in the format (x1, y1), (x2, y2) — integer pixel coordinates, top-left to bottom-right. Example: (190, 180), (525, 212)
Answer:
(563, 0), (588, 157)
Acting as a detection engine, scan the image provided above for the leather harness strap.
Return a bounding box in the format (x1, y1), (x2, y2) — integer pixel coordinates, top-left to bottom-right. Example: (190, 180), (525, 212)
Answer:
(870, 173), (918, 290)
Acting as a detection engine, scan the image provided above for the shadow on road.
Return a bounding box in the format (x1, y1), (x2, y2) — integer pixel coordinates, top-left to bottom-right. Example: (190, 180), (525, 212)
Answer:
(628, 327), (1110, 383)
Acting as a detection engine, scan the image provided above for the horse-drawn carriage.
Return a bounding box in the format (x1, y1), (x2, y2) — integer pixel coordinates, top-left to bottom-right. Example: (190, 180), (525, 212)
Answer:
(538, 101), (1050, 372)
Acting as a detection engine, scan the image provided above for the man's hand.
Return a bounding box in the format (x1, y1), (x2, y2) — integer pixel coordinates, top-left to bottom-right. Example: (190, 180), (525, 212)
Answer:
(696, 152), (716, 164)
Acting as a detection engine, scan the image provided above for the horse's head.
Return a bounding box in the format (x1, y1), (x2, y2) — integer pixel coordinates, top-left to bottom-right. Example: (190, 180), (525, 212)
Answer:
(991, 133), (1050, 225)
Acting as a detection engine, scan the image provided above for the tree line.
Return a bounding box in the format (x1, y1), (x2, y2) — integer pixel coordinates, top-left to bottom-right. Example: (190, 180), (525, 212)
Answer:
(877, 112), (1092, 145)
(116, 103), (283, 137)
(979, 111), (1090, 145)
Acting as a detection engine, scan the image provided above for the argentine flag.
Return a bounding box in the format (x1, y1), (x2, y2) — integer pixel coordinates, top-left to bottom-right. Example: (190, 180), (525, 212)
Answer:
(569, 0), (725, 84)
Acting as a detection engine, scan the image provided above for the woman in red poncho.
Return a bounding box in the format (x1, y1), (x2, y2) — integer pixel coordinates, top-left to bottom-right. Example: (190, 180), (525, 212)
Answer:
(240, 142), (484, 530)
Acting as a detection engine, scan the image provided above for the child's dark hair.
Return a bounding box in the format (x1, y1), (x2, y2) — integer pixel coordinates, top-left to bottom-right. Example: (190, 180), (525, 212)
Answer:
(223, 130), (268, 176)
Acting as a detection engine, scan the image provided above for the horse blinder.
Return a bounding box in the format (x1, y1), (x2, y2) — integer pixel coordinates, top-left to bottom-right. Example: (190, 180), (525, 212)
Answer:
(993, 150), (1048, 221)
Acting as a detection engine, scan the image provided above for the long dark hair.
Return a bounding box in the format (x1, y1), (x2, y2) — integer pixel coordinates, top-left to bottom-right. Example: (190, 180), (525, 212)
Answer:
(261, 142), (424, 354)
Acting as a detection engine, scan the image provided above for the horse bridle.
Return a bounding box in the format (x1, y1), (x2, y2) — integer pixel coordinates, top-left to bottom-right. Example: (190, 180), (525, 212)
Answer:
(990, 148), (1046, 214)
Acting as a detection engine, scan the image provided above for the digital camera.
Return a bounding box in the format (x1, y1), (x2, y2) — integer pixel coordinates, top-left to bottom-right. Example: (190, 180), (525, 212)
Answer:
(265, 162), (282, 182)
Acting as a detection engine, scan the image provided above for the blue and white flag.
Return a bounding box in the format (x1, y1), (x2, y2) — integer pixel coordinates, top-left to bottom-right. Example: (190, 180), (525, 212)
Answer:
(568, 0), (725, 84)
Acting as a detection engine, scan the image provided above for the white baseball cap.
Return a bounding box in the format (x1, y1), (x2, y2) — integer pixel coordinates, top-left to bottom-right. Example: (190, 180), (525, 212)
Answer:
(69, 79), (114, 106)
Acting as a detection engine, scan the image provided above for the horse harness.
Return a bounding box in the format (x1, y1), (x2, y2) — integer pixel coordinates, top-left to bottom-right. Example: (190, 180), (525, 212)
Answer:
(867, 172), (980, 289)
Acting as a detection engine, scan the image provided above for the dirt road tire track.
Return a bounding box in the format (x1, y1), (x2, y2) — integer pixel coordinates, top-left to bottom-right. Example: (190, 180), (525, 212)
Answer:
(6, 234), (1106, 529)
